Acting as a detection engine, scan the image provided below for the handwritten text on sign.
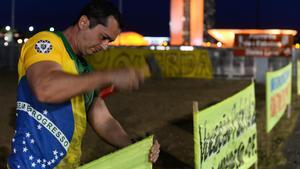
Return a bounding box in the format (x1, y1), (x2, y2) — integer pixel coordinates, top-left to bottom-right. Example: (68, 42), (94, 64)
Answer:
(194, 83), (257, 169)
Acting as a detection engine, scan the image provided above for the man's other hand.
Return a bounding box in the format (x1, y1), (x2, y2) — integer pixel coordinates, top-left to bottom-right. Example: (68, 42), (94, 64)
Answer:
(149, 139), (160, 163)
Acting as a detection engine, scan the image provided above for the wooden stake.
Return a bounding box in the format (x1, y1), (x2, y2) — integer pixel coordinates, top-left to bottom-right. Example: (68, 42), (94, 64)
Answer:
(193, 101), (199, 113)
(287, 104), (292, 119)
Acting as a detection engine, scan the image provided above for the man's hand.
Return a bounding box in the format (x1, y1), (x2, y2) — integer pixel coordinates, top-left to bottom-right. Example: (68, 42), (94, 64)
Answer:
(109, 68), (144, 91)
(149, 139), (160, 163)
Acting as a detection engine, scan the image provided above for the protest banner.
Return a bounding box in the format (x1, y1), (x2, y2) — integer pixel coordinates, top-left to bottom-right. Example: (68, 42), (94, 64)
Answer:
(79, 136), (153, 169)
(193, 83), (257, 169)
(266, 63), (292, 133)
(86, 48), (212, 78)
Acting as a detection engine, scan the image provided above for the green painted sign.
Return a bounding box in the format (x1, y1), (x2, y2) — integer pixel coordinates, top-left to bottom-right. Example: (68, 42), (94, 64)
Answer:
(194, 83), (257, 169)
(79, 136), (153, 169)
(266, 63), (292, 133)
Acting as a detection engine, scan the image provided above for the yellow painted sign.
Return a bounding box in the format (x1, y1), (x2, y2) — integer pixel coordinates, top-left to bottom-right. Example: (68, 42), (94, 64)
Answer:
(86, 48), (213, 79)
(145, 49), (212, 78)
(193, 83), (257, 169)
(79, 136), (153, 169)
(266, 63), (292, 133)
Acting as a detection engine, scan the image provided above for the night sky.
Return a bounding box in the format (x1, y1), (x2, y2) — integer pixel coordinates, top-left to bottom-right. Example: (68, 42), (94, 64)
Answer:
(0, 0), (300, 37)
(215, 0), (300, 31)
(0, 0), (170, 36)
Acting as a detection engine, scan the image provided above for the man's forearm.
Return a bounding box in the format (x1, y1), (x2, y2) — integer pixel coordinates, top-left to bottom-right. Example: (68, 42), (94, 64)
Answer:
(30, 70), (111, 103)
(88, 97), (132, 148)
(27, 61), (143, 104)
(94, 118), (132, 148)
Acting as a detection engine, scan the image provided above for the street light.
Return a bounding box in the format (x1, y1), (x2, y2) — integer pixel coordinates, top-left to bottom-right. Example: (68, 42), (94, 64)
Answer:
(17, 39), (23, 44)
(29, 26), (34, 32)
(4, 36), (9, 41)
(5, 26), (11, 31)
(14, 33), (20, 38)
(4, 32), (13, 42)
(49, 27), (55, 32)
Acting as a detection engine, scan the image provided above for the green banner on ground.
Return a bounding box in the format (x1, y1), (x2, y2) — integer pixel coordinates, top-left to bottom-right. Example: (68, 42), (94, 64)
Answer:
(193, 83), (257, 169)
(266, 63), (292, 133)
(79, 136), (153, 169)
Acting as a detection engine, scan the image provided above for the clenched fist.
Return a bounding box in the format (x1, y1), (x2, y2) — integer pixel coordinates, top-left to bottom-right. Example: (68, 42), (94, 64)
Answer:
(109, 68), (144, 91)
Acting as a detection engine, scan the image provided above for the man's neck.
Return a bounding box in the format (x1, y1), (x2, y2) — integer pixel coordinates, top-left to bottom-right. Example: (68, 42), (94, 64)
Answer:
(62, 26), (81, 56)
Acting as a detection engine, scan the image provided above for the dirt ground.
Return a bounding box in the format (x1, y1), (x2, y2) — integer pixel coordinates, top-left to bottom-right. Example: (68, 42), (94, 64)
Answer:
(0, 70), (299, 169)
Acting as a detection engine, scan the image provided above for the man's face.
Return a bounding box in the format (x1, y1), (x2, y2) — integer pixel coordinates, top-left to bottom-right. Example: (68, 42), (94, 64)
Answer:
(78, 15), (121, 55)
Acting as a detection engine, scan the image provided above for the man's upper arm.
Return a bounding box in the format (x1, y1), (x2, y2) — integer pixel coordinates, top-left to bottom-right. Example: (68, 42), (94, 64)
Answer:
(26, 61), (62, 89)
(21, 32), (65, 100)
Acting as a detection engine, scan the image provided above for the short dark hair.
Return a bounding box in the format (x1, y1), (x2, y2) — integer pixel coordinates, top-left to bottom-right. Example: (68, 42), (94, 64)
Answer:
(74, 0), (123, 29)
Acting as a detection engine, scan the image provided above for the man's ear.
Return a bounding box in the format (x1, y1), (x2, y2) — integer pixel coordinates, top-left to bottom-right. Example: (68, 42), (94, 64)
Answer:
(78, 15), (90, 30)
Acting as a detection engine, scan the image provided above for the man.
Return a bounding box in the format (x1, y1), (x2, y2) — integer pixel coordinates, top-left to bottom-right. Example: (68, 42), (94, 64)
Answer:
(8, 0), (160, 168)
